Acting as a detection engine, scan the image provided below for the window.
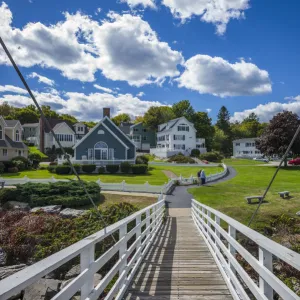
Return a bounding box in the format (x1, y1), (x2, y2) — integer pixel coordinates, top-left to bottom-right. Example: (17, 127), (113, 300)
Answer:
(15, 130), (20, 141)
(166, 135), (169, 141)
(173, 135), (185, 140)
(178, 124), (189, 132)
(18, 150), (22, 156)
(235, 143), (240, 146)
(0, 125), (2, 139)
(134, 128), (139, 132)
(255, 151), (260, 154)
(142, 136), (147, 141)
(133, 135), (140, 142)
(158, 136), (165, 141)
(143, 129), (147, 132)
(3, 149), (7, 156)
(174, 144), (185, 150)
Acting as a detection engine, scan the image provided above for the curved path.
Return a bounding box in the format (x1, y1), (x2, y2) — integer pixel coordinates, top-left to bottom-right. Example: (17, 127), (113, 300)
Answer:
(165, 166), (237, 209)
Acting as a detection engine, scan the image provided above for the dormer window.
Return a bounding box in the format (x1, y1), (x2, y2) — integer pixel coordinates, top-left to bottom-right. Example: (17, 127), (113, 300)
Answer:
(178, 124), (189, 132)
(0, 125), (2, 139)
(16, 129), (20, 141)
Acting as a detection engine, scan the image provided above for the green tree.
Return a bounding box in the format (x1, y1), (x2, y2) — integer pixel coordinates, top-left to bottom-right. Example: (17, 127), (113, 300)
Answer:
(172, 100), (195, 121)
(0, 102), (15, 117)
(83, 121), (97, 129)
(212, 127), (232, 157)
(60, 114), (78, 124)
(216, 106), (231, 136)
(15, 108), (39, 124)
(41, 105), (59, 119)
(256, 111), (300, 166)
(192, 112), (215, 151)
(111, 113), (131, 126)
(134, 116), (144, 124)
(143, 106), (175, 131)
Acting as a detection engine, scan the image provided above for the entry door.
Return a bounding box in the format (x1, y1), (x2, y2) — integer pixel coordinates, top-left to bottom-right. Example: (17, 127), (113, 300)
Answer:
(101, 149), (108, 160)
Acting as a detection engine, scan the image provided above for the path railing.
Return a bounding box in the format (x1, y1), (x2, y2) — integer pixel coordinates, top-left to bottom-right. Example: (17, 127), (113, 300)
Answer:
(191, 199), (300, 300)
(0, 200), (165, 300)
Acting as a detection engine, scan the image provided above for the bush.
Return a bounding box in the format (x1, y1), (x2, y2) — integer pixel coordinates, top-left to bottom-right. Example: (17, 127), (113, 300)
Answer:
(0, 162), (4, 174)
(135, 155), (149, 165)
(47, 165), (57, 173)
(7, 167), (19, 173)
(49, 162), (58, 166)
(55, 166), (71, 175)
(11, 156), (29, 169)
(72, 164), (81, 174)
(199, 152), (223, 163)
(120, 162), (131, 173)
(82, 164), (96, 174)
(106, 165), (119, 174)
(131, 164), (148, 174)
(28, 153), (42, 169)
(168, 154), (195, 164)
(98, 166), (106, 174)
(191, 149), (200, 157)
(13, 160), (26, 171)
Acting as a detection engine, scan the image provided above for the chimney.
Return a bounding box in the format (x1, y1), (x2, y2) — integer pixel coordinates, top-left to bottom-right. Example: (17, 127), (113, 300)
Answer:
(39, 117), (45, 153)
(103, 107), (110, 119)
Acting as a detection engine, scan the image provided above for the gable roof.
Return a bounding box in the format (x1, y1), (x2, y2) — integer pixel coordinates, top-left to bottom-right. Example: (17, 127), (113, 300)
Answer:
(73, 116), (135, 149)
(119, 122), (133, 135)
(158, 116), (196, 133)
(5, 120), (19, 127)
(0, 135), (28, 149)
(22, 123), (39, 128)
(42, 118), (75, 133)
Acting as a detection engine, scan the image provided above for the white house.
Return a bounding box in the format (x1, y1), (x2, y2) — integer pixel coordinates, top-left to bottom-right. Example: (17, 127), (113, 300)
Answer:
(233, 138), (261, 158)
(150, 117), (206, 158)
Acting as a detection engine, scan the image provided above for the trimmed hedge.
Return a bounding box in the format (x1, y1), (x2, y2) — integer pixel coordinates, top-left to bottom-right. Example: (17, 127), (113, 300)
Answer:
(11, 156), (29, 169)
(82, 164), (96, 174)
(0, 181), (101, 208)
(106, 165), (119, 174)
(120, 162), (131, 174)
(55, 166), (71, 175)
(98, 166), (106, 174)
(72, 164), (81, 173)
(168, 154), (195, 164)
(199, 151), (223, 163)
(47, 165), (57, 173)
(135, 155), (149, 165)
(0, 162), (5, 173)
(13, 160), (26, 171)
(191, 149), (200, 157)
(131, 164), (148, 174)
(7, 167), (19, 173)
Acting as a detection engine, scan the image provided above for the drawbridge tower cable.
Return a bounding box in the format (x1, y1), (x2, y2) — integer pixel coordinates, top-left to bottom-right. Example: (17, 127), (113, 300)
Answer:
(0, 36), (114, 240)
(248, 123), (300, 227)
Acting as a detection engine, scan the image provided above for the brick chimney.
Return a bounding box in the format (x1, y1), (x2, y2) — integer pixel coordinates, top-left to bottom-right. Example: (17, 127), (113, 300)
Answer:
(103, 107), (110, 118)
(39, 117), (45, 153)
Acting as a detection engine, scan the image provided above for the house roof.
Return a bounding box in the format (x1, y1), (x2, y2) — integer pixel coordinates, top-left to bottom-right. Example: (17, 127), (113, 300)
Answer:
(119, 122), (134, 135)
(233, 138), (257, 143)
(22, 123), (39, 128)
(5, 120), (19, 127)
(158, 117), (195, 133)
(0, 135), (28, 149)
(42, 118), (75, 134)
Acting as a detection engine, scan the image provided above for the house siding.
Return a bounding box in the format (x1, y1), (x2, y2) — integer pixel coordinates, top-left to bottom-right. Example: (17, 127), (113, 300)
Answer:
(0, 148), (28, 161)
(75, 123), (127, 160)
(130, 123), (156, 149)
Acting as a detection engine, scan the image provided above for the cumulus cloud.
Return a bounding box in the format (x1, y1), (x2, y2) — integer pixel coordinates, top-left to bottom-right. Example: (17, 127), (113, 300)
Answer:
(0, 85), (163, 121)
(206, 108), (212, 113)
(0, 2), (182, 86)
(120, 0), (156, 8)
(284, 95), (300, 101)
(162, 0), (250, 35)
(136, 91), (145, 97)
(93, 84), (116, 94)
(0, 85), (27, 94)
(177, 55), (271, 97)
(231, 100), (300, 123)
(28, 72), (55, 86)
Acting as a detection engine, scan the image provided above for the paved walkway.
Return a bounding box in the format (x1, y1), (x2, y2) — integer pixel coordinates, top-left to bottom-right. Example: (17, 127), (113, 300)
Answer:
(165, 166), (236, 209)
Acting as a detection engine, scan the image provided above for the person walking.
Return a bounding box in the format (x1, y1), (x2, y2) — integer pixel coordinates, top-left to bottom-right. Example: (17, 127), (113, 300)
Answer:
(200, 169), (206, 185)
(197, 169), (202, 186)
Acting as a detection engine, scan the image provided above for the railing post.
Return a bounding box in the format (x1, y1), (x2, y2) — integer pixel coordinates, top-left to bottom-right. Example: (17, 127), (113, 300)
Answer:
(215, 215), (221, 251)
(80, 244), (95, 299)
(136, 214), (142, 249)
(119, 223), (127, 286)
(207, 210), (212, 239)
(228, 225), (236, 274)
(259, 247), (273, 299)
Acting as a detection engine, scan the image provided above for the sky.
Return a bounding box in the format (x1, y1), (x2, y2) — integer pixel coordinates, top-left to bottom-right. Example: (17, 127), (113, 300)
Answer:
(0, 0), (300, 123)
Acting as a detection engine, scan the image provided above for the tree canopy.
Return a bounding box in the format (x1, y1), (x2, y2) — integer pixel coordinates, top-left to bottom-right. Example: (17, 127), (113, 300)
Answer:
(143, 106), (175, 131)
(172, 100), (195, 121)
(111, 113), (131, 126)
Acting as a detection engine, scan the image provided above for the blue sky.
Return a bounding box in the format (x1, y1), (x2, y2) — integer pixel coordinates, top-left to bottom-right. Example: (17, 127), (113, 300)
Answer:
(0, 0), (300, 123)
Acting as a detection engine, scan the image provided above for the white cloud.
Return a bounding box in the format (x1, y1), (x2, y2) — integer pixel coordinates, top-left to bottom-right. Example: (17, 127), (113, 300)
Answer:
(120, 0), (156, 9)
(284, 95), (300, 101)
(0, 85), (27, 94)
(177, 55), (271, 97)
(0, 2), (182, 86)
(162, 0), (250, 35)
(93, 84), (115, 94)
(136, 91), (145, 97)
(95, 8), (102, 15)
(0, 85), (163, 121)
(206, 108), (212, 113)
(231, 100), (300, 123)
(28, 72), (55, 86)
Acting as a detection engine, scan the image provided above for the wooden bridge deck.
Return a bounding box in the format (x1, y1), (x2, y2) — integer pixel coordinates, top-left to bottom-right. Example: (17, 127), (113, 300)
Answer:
(125, 215), (233, 300)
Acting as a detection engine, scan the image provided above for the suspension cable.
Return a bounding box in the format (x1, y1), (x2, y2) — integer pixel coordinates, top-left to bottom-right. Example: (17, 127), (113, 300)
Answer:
(248, 123), (300, 227)
(0, 36), (114, 240)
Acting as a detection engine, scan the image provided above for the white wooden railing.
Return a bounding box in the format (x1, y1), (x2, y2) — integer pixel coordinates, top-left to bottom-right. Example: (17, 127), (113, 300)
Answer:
(0, 200), (165, 300)
(191, 199), (300, 300)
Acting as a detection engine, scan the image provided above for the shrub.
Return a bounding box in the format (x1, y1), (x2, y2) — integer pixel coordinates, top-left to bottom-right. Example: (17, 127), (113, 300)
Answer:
(0, 188), (19, 205)
(7, 167), (19, 173)
(135, 155), (149, 165)
(0, 162), (4, 174)
(106, 165), (119, 174)
(131, 164), (148, 174)
(72, 164), (81, 174)
(28, 153), (42, 169)
(82, 164), (96, 174)
(168, 154), (195, 164)
(98, 166), (106, 174)
(55, 166), (71, 175)
(47, 165), (57, 173)
(13, 160), (26, 171)
(120, 162), (131, 173)
(191, 149), (200, 157)
(62, 161), (70, 166)
(49, 162), (58, 166)
(11, 156), (29, 169)
(199, 151), (223, 163)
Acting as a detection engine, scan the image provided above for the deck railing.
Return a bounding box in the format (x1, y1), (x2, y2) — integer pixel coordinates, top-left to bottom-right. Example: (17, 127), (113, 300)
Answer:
(191, 199), (300, 300)
(0, 200), (165, 300)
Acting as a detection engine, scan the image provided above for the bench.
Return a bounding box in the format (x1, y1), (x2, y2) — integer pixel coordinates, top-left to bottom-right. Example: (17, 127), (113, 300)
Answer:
(245, 196), (263, 204)
(0, 180), (5, 189)
(278, 191), (290, 199)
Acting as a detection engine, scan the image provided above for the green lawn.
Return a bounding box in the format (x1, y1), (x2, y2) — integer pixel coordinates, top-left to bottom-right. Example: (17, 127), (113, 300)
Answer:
(189, 166), (300, 231)
(2, 165), (223, 185)
(222, 158), (264, 166)
(29, 146), (48, 158)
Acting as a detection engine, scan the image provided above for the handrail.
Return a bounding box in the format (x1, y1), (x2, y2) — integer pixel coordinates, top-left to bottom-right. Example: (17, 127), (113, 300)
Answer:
(191, 199), (300, 300)
(0, 200), (165, 300)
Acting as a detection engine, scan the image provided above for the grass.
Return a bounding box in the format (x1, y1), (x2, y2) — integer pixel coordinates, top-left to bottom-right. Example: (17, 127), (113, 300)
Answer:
(189, 166), (300, 231)
(223, 158), (264, 166)
(29, 146), (48, 158)
(2, 165), (223, 185)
